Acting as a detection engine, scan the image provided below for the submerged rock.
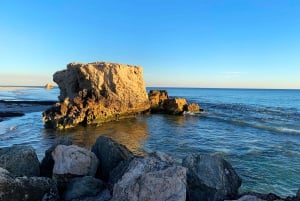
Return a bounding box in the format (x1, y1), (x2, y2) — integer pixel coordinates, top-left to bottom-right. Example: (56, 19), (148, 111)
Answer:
(0, 145), (40, 177)
(148, 89), (203, 114)
(111, 152), (187, 201)
(182, 153), (242, 201)
(43, 62), (150, 129)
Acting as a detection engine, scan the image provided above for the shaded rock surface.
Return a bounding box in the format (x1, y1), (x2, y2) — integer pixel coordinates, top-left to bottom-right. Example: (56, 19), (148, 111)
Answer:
(91, 136), (134, 181)
(0, 167), (58, 201)
(148, 90), (203, 114)
(63, 176), (105, 201)
(0, 145), (40, 177)
(52, 145), (99, 177)
(111, 151), (187, 201)
(43, 62), (150, 129)
(182, 153), (242, 201)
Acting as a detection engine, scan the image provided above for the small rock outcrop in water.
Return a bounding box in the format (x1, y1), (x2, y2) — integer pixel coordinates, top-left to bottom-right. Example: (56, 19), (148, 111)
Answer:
(148, 90), (203, 114)
(44, 83), (54, 89)
(43, 62), (150, 129)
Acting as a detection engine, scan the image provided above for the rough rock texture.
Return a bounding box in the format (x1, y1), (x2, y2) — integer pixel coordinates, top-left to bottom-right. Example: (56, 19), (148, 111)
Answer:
(63, 176), (105, 201)
(148, 89), (202, 114)
(40, 137), (73, 178)
(0, 145), (40, 177)
(91, 136), (134, 181)
(111, 152), (187, 201)
(0, 167), (59, 201)
(52, 145), (99, 176)
(43, 62), (150, 129)
(182, 154), (242, 201)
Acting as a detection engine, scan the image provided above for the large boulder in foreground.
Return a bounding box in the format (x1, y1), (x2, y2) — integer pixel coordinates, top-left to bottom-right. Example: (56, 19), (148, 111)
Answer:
(0, 167), (58, 201)
(0, 145), (40, 177)
(182, 154), (242, 201)
(43, 62), (150, 129)
(91, 136), (134, 181)
(111, 152), (187, 201)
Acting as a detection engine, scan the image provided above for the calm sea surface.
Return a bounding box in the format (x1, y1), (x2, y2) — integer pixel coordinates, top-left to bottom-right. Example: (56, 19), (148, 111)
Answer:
(0, 86), (300, 197)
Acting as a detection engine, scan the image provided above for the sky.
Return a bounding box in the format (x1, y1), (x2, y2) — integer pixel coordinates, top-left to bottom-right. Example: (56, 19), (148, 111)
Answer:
(0, 0), (300, 89)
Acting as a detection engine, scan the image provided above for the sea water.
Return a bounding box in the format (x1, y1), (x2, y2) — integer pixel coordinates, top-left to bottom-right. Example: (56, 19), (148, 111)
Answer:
(0, 87), (299, 197)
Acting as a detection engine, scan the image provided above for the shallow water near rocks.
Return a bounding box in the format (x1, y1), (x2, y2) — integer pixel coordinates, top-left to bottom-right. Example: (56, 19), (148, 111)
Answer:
(0, 87), (300, 197)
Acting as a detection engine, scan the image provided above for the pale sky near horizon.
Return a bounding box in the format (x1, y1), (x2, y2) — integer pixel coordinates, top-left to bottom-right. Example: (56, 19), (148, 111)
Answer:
(0, 0), (300, 89)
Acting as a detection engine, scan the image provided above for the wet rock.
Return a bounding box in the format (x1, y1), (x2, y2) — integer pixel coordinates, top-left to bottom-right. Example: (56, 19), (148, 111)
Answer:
(91, 136), (134, 181)
(226, 195), (266, 201)
(43, 62), (150, 129)
(111, 151), (187, 201)
(40, 137), (73, 178)
(0, 145), (40, 177)
(239, 192), (282, 201)
(52, 145), (98, 177)
(63, 176), (105, 201)
(0, 167), (59, 201)
(182, 153), (242, 201)
(148, 89), (202, 114)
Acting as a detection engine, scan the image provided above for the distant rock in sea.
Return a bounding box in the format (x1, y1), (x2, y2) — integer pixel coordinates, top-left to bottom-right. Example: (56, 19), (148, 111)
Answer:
(44, 83), (54, 89)
(43, 62), (150, 129)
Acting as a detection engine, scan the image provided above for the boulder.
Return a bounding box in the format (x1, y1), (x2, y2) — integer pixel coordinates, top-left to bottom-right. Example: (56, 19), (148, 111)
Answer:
(225, 195), (266, 201)
(52, 145), (99, 177)
(148, 89), (202, 114)
(63, 176), (105, 201)
(0, 145), (40, 177)
(0, 167), (59, 201)
(40, 137), (73, 178)
(43, 62), (150, 129)
(182, 154), (242, 201)
(91, 136), (134, 181)
(45, 83), (54, 89)
(111, 152), (187, 201)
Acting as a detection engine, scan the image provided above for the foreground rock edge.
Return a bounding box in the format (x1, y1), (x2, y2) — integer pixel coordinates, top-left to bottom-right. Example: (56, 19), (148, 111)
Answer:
(1, 136), (299, 201)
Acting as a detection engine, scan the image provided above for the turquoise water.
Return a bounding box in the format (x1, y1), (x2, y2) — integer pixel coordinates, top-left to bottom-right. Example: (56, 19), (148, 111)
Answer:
(0, 87), (300, 197)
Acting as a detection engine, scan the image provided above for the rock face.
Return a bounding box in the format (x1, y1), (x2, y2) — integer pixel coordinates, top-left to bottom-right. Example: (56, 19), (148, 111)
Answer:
(63, 176), (105, 201)
(148, 90), (203, 114)
(52, 145), (99, 176)
(91, 136), (134, 181)
(43, 62), (150, 129)
(0, 145), (40, 177)
(111, 152), (187, 201)
(182, 154), (242, 201)
(0, 167), (58, 201)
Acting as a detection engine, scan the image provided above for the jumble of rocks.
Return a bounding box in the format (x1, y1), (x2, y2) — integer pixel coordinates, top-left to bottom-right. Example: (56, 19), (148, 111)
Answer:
(0, 136), (299, 201)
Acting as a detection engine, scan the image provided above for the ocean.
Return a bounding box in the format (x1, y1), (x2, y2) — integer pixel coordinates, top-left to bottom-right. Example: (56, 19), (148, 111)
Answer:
(0, 86), (300, 197)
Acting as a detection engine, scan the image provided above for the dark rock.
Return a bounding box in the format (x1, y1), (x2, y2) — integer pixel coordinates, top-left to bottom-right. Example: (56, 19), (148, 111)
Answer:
(0, 145), (40, 177)
(239, 192), (282, 201)
(182, 153), (242, 201)
(40, 137), (73, 178)
(297, 189), (300, 199)
(0, 167), (59, 201)
(75, 189), (112, 201)
(111, 151), (187, 201)
(63, 176), (105, 201)
(91, 136), (134, 181)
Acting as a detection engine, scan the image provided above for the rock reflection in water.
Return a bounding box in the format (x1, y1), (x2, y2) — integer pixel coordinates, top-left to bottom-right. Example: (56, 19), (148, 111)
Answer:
(53, 116), (149, 156)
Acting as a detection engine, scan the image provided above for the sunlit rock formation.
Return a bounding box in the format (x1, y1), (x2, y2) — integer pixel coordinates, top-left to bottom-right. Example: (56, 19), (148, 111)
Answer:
(43, 62), (150, 129)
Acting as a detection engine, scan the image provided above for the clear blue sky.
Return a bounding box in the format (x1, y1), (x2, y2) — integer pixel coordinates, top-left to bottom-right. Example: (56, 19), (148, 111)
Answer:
(0, 0), (299, 88)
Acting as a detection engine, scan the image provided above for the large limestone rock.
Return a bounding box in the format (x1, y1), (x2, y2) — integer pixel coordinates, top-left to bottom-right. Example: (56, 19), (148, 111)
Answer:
(52, 145), (99, 176)
(0, 167), (59, 201)
(182, 154), (242, 201)
(91, 136), (134, 181)
(111, 152), (187, 201)
(0, 145), (40, 177)
(43, 62), (150, 129)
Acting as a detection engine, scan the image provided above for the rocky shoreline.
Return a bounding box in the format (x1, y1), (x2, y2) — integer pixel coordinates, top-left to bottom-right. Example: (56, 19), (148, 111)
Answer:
(0, 136), (299, 201)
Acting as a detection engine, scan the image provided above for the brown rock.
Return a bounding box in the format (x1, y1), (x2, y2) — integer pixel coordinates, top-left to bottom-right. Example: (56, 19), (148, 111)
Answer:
(163, 98), (188, 114)
(43, 62), (150, 129)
